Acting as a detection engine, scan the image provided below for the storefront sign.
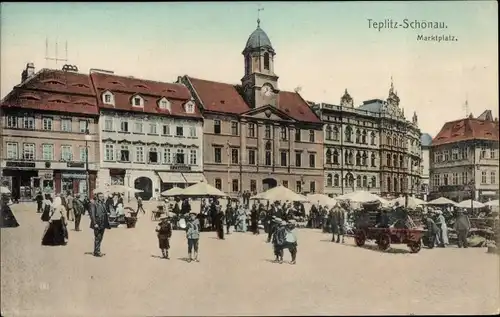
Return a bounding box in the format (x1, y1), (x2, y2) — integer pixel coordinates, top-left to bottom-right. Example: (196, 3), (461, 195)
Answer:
(6, 161), (36, 168)
(67, 162), (85, 168)
(170, 164), (191, 171)
(61, 173), (87, 180)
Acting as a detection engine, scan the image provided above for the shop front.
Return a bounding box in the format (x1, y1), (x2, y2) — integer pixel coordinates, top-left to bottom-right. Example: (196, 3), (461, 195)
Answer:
(110, 169), (126, 185)
(2, 161), (38, 201)
(157, 165), (205, 193)
(53, 170), (96, 196)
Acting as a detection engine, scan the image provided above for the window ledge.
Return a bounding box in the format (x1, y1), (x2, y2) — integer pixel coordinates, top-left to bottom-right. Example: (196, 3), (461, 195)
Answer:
(118, 131), (131, 134)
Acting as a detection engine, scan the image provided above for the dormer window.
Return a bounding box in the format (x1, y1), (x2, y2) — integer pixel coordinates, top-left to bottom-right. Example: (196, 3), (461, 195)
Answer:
(102, 91), (115, 105)
(158, 98), (171, 111)
(185, 101), (195, 114)
(132, 95), (144, 107)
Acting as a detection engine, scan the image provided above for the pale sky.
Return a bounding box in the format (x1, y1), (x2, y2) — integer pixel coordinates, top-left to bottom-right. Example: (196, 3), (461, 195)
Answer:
(1, 2), (498, 136)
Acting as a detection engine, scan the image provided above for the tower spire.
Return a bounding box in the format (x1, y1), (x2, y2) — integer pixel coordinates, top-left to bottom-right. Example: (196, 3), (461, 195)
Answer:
(257, 7), (264, 28)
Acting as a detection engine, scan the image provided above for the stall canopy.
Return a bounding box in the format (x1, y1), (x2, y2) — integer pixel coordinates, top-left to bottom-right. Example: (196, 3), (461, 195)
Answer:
(485, 199), (499, 207)
(427, 197), (458, 206)
(182, 173), (206, 184)
(161, 187), (184, 197)
(158, 172), (185, 183)
(306, 194), (337, 207)
(336, 190), (390, 205)
(390, 196), (427, 209)
(0, 186), (11, 194)
(181, 181), (228, 198)
(251, 185), (308, 202)
(456, 199), (485, 209)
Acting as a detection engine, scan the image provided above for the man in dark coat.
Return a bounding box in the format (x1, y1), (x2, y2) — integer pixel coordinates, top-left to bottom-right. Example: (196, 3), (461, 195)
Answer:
(454, 209), (471, 248)
(72, 194), (85, 231)
(215, 206), (225, 240)
(331, 204), (345, 243)
(210, 201), (218, 231)
(35, 191), (44, 213)
(250, 204), (259, 235)
(89, 191), (110, 257)
(225, 202), (234, 234)
(424, 213), (439, 248)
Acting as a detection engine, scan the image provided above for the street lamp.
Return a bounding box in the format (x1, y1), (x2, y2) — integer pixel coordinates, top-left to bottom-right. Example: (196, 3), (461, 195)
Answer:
(84, 120), (91, 199)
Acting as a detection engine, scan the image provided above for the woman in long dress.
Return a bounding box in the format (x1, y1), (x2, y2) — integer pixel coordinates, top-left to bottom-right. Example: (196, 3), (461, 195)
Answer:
(41, 194), (53, 222)
(1, 194), (19, 228)
(41, 196), (68, 246)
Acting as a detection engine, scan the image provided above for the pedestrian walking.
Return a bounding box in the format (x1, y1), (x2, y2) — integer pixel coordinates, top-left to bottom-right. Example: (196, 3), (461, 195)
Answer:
(271, 219), (287, 264)
(156, 215), (173, 259)
(72, 193), (85, 231)
(215, 206), (225, 240)
(136, 196), (146, 214)
(283, 220), (298, 264)
(250, 204), (259, 235)
(89, 191), (110, 257)
(454, 209), (471, 248)
(225, 202), (233, 234)
(65, 192), (74, 222)
(331, 203), (345, 243)
(435, 210), (448, 247)
(186, 212), (201, 262)
(35, 191), (44, 213)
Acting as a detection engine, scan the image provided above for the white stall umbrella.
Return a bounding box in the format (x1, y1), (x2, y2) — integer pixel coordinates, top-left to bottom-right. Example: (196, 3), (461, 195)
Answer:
(456, 199), (485, 209)
(181, 181), (228, 198)
(427, 197), (458, 206)
(306, 194), (336, 207)
(390, 196), (427, 209)
(0, 186), (11, 194)
(161, 187), (184, 197)
(128, 188), (143, 193)
(485, 199), (499, 207)
(336, 190), (389, 205)
(251, 185), (308, 202)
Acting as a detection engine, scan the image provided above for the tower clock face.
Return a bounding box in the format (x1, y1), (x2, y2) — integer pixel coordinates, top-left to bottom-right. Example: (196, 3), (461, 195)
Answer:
(261, 85), (272, 97)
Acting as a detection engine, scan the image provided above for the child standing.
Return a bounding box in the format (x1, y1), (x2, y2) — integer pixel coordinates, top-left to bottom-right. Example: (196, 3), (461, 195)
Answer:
(156, 215), (172, 259)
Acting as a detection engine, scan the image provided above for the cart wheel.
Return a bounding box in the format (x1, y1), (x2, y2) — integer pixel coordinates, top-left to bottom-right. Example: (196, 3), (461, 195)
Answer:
(409, 239), (422, 253)
(377, 234), (391, 251)
(354, 230), (366, 247)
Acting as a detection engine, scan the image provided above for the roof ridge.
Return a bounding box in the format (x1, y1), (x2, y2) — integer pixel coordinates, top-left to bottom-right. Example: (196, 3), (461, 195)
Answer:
(93, 71), (186, 88)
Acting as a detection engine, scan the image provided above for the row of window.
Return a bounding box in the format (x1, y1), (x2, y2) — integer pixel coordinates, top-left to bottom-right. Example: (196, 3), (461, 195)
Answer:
(103, 144), (198, 165)
(214, 121), (317, 142)
(6, 142), (88, 161)
(326, 173), (377, 189)
(325, 125), (377, 145)
(325, 149), (378, 167)
(432, 171), (497, 187)
(103, 118), (197, 137)
(213, 145), (317, 168)
(102, 93), (196, 114)
(5, 116), (89, 133)
(433, 148), (498, 163)
(214, 178), (317, 194)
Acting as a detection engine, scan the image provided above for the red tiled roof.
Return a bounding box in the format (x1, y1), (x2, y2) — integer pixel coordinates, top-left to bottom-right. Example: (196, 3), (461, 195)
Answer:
(90, 72), (201, 118)
(432, 118), (499, 146)
(185, 76), (321, 123)
(277, 90), (321, 123)
(185, 76), (250, 115)
(1, 69), (99, 116)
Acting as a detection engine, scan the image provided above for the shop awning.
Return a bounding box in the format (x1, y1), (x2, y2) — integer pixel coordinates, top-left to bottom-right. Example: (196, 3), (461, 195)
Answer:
(182, 173), (206, 184)
(158, 172), (185, 183)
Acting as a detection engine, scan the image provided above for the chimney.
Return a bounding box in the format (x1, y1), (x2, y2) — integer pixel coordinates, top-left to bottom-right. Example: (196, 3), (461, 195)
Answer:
(21, 62), (35, 83)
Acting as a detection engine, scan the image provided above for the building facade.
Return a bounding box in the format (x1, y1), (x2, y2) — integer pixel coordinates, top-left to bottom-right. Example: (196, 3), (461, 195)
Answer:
(419, 133), (432, 200)
(312, 83), (422, 198)
(91, 71), (204, 200)
(1, 64), (99, 200)
(179, 20), (324, 195)
(429, 110), (499, 202)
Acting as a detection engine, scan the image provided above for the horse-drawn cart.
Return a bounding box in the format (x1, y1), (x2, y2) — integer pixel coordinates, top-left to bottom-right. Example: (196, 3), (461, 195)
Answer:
(354, 227), (426, 253)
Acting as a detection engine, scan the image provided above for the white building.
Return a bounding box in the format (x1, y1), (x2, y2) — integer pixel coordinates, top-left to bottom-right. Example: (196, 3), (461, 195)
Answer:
(91, 70), (204, 200)
(420, 133), (432, 200)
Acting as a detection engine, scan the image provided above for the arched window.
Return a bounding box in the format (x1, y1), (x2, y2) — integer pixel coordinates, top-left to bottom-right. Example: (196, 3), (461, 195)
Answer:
(346, 173), (354, 188)
(333, 150), (339, 164)
(393, 154), (397, 167)
(362, 151), (368, 166)
(370, 131), (376, 145)
(400, 155), (404, 168)
(344, 151), (349, 165)
(326, 125), (332, 140)
(387, 177), (392, 192)
(387, 135), (392, 146)
(371, 153), (376, 167)
(362, 130), (367, 144)
(345, 126), (352, 142)
(215, 178), (222, 190)
(355, 129), (361, 143)
(387, 153), (391, 167)
(332, 127), (339, 141)
(325, 148), (332, 164)
(333, 174), (340, 187)
(245, 55), (251, 74)
(355, 152), (361, 166)
(264, 52), (270, 70)
(362, 175), (368, 188)
(356, 175), (362, 188)
(265, 141), (272, 166)
(394, 177), (399, 193)
(327, 174), (333, 187)
(348, 151), (353, 165)
(371, 176), (377, 188)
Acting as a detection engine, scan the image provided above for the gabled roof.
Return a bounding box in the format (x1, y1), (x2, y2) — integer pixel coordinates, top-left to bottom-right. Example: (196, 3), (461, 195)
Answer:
(432, 117), (499, 146)
(90, 72), (202, 118)
(1, 69), (99, 116)
(184, 76), (321, 123)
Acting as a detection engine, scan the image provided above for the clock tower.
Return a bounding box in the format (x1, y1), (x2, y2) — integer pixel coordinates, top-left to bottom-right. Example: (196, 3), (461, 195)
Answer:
(241, 18), (279, 109)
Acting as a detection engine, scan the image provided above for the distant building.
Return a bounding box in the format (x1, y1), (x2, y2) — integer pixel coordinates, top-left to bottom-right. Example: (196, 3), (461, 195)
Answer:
(420, 133), (432, 200)
(312, 86), (422, 198)
(91, 71), (204, 201)
(429, 110), (499, 202)
(1, 64), (100, 200)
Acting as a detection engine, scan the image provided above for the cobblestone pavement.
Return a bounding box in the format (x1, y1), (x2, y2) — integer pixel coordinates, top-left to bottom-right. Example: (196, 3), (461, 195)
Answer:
(1, 203), (499, 316)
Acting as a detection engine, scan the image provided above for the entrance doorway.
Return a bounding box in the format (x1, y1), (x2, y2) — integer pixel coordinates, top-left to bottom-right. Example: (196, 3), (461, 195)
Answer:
(134, 177), (153, 200)
(262, 178), (278, 191)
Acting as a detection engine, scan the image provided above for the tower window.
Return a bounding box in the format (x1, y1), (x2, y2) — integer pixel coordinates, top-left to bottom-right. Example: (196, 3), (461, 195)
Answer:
(245, 56), (251, 74)
(264, 52), (270, 70)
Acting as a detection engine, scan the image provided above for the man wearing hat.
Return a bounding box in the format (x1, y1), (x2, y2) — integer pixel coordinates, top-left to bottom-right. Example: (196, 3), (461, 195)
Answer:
(156, 215), (173, 259)
(186, 212), (201, 262)
(454, 208), (471, 248)
(331, 203), (345, 243)
(72, 193), (85, 231)
(283, 220), (298, 264)
(434, 209), (448, 247)
(271, 219), (287, 263)
(89, 190), (110, 257)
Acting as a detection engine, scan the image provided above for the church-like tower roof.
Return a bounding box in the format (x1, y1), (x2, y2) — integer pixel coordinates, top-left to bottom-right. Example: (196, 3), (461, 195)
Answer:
(243, 20), (274, 53)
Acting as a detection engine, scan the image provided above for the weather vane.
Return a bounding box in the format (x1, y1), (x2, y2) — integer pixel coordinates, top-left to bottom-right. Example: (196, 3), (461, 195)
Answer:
(257, 6), (264, 27)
